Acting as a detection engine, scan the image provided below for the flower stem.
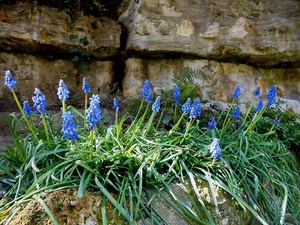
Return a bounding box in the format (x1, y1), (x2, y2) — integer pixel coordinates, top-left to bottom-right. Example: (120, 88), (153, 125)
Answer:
(84, 93), (88, 129)
(11, 89), (38, 142)
(41, 114), (51, 146)
(90, 129), (94, 159)
(62, 100), (66, 113)
(168, 113), (185, 136)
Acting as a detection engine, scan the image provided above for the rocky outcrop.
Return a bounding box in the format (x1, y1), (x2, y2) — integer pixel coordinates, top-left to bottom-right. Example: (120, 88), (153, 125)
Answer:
(0, 53), (114, 108)
(0, 0), (299, 113)
(123, 58), (300, 112)
(7, 179), (251, 225)
(119, 0), (300, 67)
(0, 2), (121, 58)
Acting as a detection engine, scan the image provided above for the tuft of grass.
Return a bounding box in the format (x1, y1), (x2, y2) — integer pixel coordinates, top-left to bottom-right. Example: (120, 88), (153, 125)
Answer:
(0, 75), (299, 224)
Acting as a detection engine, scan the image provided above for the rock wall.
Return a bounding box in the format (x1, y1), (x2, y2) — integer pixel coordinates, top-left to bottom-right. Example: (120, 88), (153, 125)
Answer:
(0, 0), (299, 112)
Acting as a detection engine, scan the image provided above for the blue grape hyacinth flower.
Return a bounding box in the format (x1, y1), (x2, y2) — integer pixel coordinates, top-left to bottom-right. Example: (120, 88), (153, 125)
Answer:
(253, 87), (261, 97)
(232, 106), (240, 119)
(62, 111), (79, 141)
(182, 98), (192, 114)
(82, 77), (91, 94)
(142, 79), (152, 102)
(173, 85), (181, 106)
(152, 96), (161, 112)
(57, 79), (69, 101)
(266, 85), (277, 107)
(209, 138), (222, 160)
(190, 97), (201, 119)
(232, 84), (241, 99)
(208, 116), (216, 130)
(86, 94), (101, 130)
(32, 88), (47, 114)
(4, 70), (16, 90)
(113, 98), (119, 110)
(255, 99), (264, 112)
(23, 100), (33, 116)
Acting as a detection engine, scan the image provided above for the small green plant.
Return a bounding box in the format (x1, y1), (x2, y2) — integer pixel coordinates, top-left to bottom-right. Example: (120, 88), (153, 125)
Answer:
(0, 71), (299, 224)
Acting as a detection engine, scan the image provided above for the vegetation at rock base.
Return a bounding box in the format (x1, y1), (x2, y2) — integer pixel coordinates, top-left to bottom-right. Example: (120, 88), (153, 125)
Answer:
(0, 70), (299, 224)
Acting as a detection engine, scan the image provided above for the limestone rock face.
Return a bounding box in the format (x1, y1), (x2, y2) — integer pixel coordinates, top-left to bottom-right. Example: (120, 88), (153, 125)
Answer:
(0, 2), (121, 58)
(0, 53), (114, 109)
(119, 0), (300, 67)
(123, 58), (300, 112)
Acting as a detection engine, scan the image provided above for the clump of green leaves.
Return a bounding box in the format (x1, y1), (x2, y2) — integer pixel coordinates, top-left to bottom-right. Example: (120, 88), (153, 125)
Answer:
(0, 72), (299, 224)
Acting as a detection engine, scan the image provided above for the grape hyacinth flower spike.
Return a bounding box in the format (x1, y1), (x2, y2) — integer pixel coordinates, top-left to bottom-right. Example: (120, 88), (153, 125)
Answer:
(208, 116), (216, 130)
(4, 70), (16, 90)
(266, 85), (277, 107)
(232, 106), (240, 119)
(190, 97), (201, 119)
(86, 94), (102, 130)
(62, 111), (79, 141)
(4, 70), (38, 141)
(32, 88), (47, 114)
(82, 77), (91, 129)
(253, 87), (261, 97)
(23, 101), (33, 117)
(32, 88), (50, 145)
(182, 98), (192, 114)
(57, 79), (69, 112)
(152, 96), (161, 112)
(256, 99), (264, 112)
(57, 79), (69, 101)
(209, 138), (222, 160)
(142, 79), (153, 103)
(113, 98), (120, 110)
(82, 77), (91, 94)
(173, 85), (181, 106)
(232, 84), (241, 99)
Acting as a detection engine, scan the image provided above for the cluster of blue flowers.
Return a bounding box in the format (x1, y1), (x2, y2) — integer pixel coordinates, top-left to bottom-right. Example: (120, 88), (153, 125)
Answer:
(208, 116), (216, 130)
(86, 94), (102, 130)
(4, 70), (16, 90)
(232, 84), (241, 99)
(182, 98), (192, 114)
(209, 138), (222, 160)
(23, 100), (33, 116)
(4, 70), (281, 160)
(142, 79), (153, 103)
(32, 88), (47, 114)
(82, 77), (91, 94)
(173, 85), (181, 106)
(113, 98), (120, 110)
(152, 96), (161, 112)
(57, 79), (69, 101)
(190, 98), (201, 119)
(62, 111), (79, 141)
